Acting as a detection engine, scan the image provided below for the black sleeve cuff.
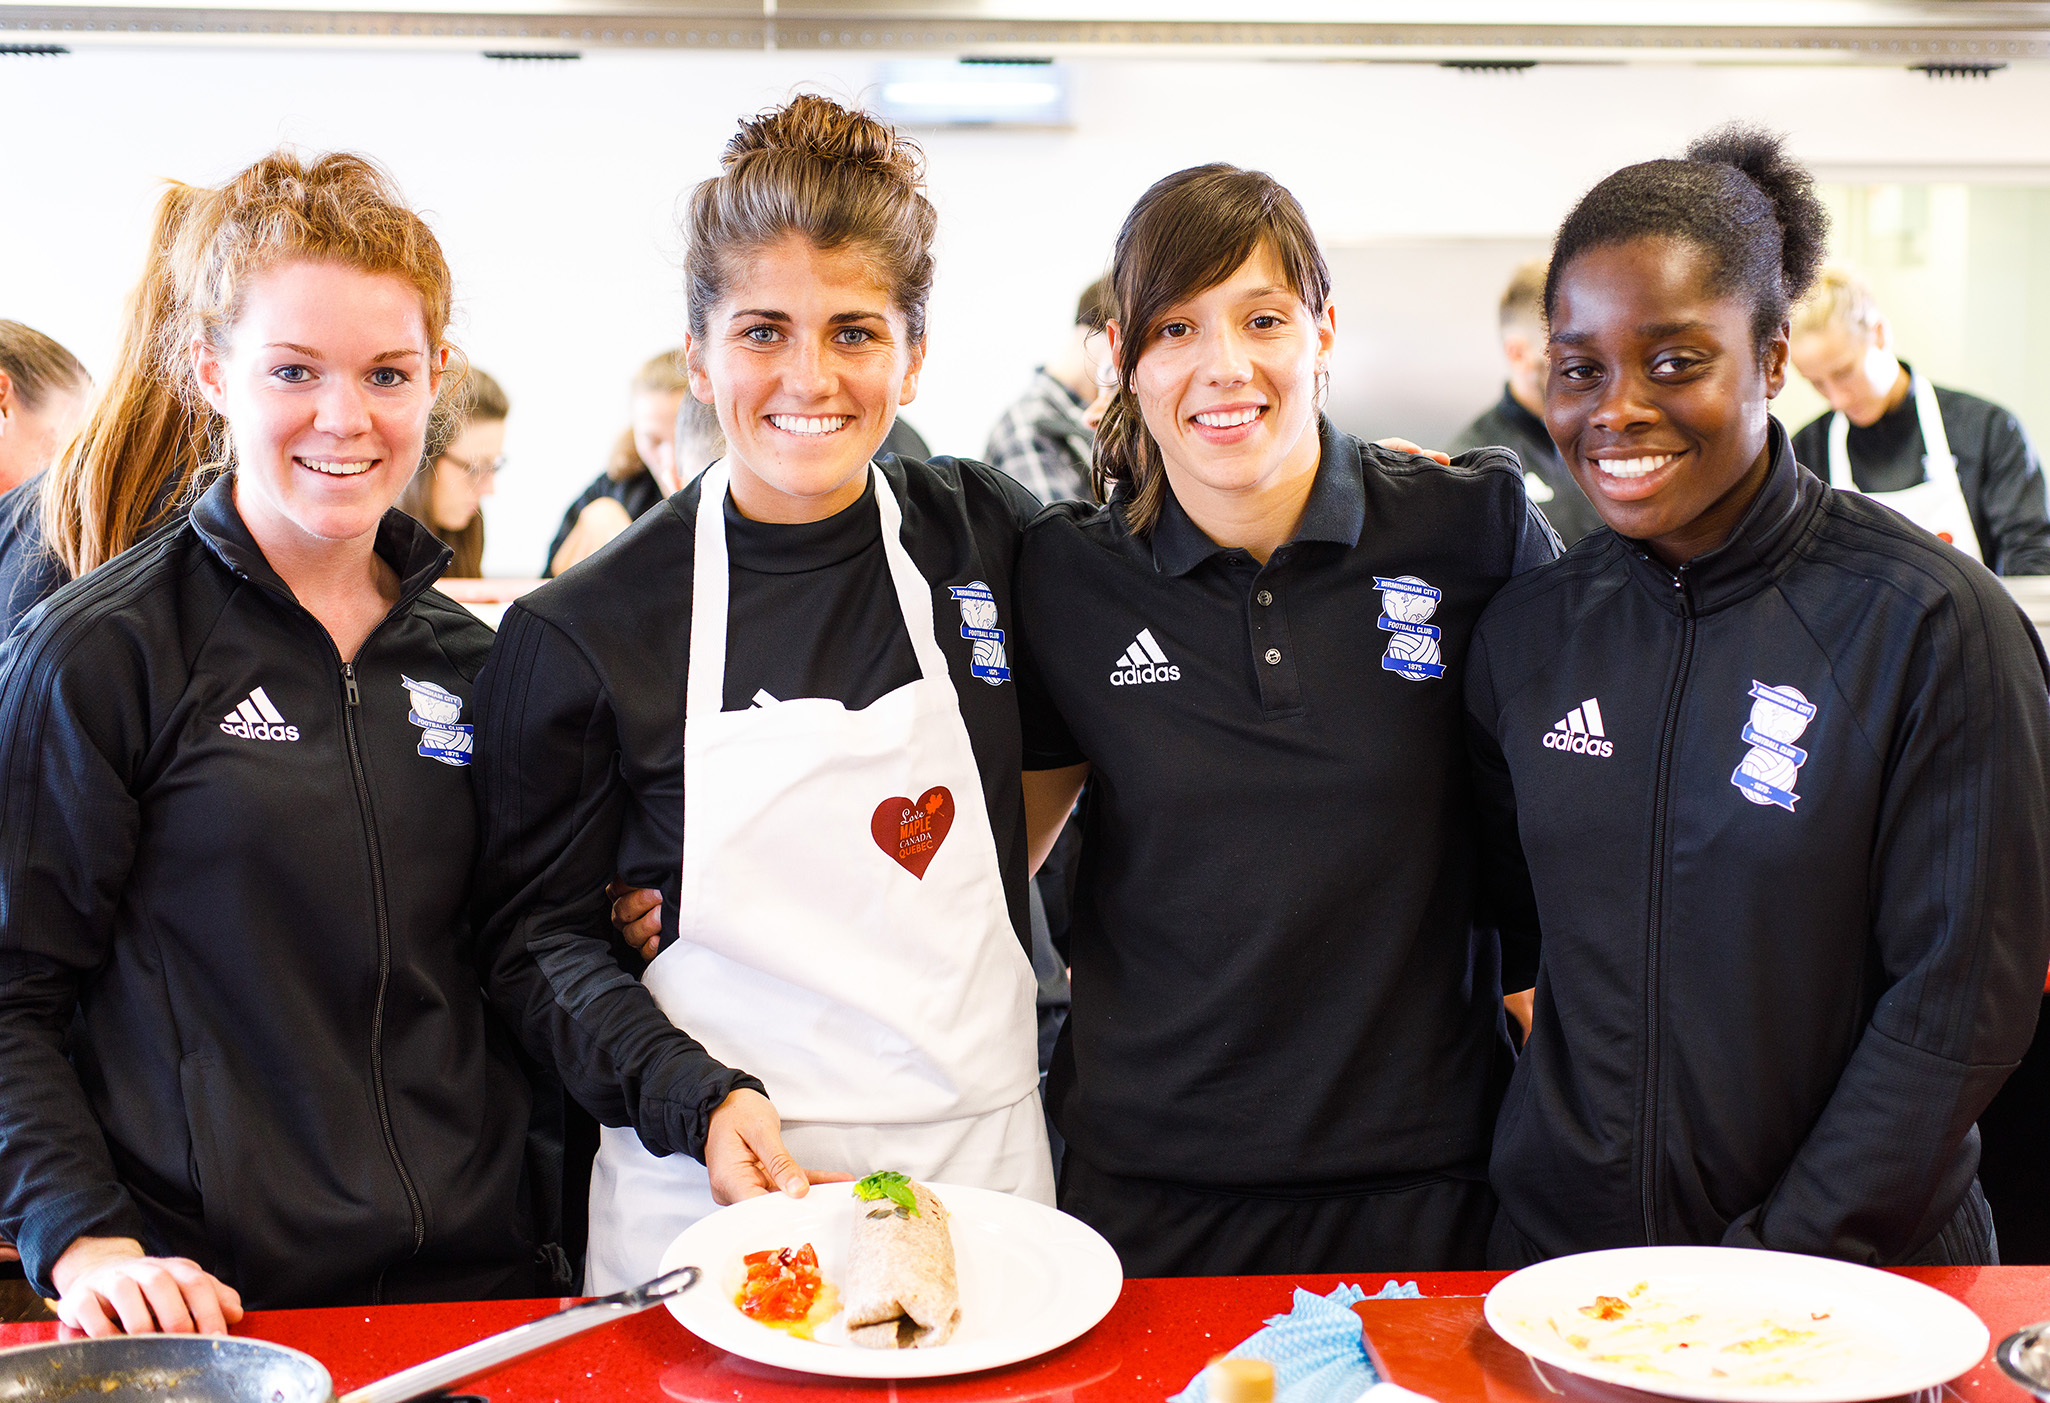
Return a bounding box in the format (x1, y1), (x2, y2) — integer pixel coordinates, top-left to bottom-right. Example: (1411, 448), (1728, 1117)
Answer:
(654, 1069), (771, 1164)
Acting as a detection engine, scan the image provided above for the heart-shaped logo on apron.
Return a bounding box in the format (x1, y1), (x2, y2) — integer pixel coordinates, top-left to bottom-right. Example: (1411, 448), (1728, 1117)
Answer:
(871, 787), (954, 880)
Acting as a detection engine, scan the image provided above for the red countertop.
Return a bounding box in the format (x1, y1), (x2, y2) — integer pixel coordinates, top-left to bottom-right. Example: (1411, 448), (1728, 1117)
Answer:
(1, 1268), (2044, 1402)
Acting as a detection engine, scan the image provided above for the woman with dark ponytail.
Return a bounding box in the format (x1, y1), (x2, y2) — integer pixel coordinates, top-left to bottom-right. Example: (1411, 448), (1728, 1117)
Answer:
(472, 94), (1055, 1292)
(1468, 126), (2050, 1265)
(1013, 165), (1559, 1276)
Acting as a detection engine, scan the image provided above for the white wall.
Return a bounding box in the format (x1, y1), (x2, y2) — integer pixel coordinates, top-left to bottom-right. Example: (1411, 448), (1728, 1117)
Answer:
(7, 48), (2050, 573)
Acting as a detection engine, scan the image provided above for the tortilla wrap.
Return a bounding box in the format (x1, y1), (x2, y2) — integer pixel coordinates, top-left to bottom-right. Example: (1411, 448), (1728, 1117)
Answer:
(842, 1179), (960, 1348)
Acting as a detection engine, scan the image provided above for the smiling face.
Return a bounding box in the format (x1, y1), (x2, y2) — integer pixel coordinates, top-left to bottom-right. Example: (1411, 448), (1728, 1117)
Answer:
(1545, 237), (1786, 568)
(1118, 241), (1334, 516)
(685, 234), (923, 524)
(195, 259), (442, 560)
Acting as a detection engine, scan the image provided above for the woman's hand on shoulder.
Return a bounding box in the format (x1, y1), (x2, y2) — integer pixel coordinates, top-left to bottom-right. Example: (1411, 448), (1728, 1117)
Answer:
(1375, 437), (1452, 466)
(51, 1236), (243, 1337)
(704, 1089), (854, 1205)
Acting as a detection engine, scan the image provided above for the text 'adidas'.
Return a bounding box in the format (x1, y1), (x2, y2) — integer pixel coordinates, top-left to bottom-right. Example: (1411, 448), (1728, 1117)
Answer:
(1110, 628), (1181, 687)
(1543, 697), (1612, 757)
(220, 686), (300, 742)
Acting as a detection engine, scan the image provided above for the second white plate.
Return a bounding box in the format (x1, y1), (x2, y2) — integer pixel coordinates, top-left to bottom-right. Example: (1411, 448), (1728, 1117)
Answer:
(1483, 1245), (1990, 1403)
(658, 1180), (1123, 1378)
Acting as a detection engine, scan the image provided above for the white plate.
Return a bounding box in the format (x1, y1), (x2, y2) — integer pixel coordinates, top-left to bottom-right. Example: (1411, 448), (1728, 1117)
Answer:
(657, 1181), (1123, 1378)
(1484, 1246), (1989, 1403)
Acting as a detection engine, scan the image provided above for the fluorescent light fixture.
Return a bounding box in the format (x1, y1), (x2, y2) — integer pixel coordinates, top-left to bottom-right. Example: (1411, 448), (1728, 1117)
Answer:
(876, 60), (1069, 127)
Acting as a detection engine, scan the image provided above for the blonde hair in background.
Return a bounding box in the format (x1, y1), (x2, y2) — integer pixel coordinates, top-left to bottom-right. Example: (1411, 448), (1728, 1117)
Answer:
(0, 322), (89, 412)
(604, 347), (691, 482)
(1793, 266), (1883, 342)
(42, 150), (459, 579)
(1499, 257), (1548, 333)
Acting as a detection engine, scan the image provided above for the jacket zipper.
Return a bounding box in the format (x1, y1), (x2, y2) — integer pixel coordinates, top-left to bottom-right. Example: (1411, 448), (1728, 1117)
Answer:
(341, 658), (428, 1272)
(1641, 565), (1695, 1243)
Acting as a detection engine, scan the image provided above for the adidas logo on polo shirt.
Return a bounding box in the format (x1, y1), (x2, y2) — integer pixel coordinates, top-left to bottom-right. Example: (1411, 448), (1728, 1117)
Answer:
(1543, 697), (1612, 757)
(1109, 628), (1181, 687)
(220, 686), (300, 742)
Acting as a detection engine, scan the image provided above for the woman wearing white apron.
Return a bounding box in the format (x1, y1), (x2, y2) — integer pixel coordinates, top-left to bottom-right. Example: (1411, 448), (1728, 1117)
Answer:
(470, 95), (1051, 1294)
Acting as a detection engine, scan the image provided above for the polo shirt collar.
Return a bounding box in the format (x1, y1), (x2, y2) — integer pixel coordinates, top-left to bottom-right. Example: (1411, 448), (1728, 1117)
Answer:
(1139, 417), (1366, 576)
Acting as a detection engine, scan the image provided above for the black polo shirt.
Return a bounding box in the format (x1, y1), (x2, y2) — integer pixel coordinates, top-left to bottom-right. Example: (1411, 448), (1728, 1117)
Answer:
(1014, 421), (1558, 1193)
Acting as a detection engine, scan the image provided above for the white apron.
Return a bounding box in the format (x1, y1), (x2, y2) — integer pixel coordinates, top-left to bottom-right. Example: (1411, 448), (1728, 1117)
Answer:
(584, 462), (1050, 1293)
(1827, 372), (1983, 562)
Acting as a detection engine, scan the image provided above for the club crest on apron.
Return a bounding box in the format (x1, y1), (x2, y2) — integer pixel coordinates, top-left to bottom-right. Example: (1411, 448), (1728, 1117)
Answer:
(947, 581), (1010, 685)
(401, 676), (474, 766)
(1730, 681), (1815, 812)
(1374, 575), (1446, 681)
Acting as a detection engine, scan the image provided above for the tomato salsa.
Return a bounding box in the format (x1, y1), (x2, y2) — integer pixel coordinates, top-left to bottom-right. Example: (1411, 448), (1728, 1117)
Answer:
(738, 1244), (826, 1326)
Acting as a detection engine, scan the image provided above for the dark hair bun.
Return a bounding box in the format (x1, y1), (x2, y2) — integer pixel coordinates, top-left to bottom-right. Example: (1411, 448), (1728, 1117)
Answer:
(725, 93), (923, 191)
(1685, 122), (1828, 305)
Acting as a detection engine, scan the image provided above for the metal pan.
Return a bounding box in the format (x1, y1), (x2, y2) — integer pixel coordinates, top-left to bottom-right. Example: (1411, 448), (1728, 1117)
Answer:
(0, 1265), (698, 1403)
(1999, 1321), (2050, 1399)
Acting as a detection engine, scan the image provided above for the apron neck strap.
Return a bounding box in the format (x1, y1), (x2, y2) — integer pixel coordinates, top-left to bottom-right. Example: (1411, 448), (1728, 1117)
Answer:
(687, 460), (952, 721)
(1911, 371), (1957, 478)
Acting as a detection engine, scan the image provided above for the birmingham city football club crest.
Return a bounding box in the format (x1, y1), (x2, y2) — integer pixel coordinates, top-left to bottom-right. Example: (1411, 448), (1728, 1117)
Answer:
(1730, 680), (1814, 811)
(1374, 575), (1445, 682)
(947, 580), (1010, 686)
(402, 675), (474, 767)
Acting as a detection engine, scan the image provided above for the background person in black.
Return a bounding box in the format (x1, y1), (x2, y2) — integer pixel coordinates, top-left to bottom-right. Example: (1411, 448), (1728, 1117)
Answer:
(1014, 164), (1557, 1278)
(1788, 267), (2050, 576)
(1468, 127), (2050, 1267)
(1450, 259), (1604, 548)
(0, 151), (548, 1336)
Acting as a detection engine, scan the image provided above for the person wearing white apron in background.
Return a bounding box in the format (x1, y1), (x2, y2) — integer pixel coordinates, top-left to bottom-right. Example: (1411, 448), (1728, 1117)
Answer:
(1790, 266), (2050, 575)
(1822, 370), (1981, 561)
(469, 94), (1053, 1297)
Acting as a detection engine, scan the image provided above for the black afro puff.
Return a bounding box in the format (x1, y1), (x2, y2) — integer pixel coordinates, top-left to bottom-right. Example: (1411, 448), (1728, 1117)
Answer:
(1545, 123), (1831, 355)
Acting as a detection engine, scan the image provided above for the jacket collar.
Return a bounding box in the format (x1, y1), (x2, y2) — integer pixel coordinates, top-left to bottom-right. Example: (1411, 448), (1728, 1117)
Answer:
(190, 472), (455, 610)
(1621, 418), (1826, 616)
(1496, 384), (1551, 443)
(1141, 417), (1365, 576)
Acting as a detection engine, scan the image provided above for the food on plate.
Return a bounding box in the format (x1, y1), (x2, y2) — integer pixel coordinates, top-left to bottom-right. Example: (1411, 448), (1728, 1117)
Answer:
(735, 1243), (841, 1338)
(1540, 1281), (1881, 1388)
(843, 1171), (960, 1349)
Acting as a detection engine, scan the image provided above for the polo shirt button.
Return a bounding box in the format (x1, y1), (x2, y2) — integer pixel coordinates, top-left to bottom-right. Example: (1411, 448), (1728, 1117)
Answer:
(1256, 589), (1274, 606)
(1264, 648), (1282, 665)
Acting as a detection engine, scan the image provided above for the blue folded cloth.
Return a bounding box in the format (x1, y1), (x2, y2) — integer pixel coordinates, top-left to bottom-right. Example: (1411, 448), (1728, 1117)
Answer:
(1169, 1281), (1430, 1403)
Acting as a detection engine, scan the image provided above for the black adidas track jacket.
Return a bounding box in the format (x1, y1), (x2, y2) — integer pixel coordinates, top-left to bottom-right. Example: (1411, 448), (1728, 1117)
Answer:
(0, 476), (540, 1306)
(1468, 423), (2050, 1266)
